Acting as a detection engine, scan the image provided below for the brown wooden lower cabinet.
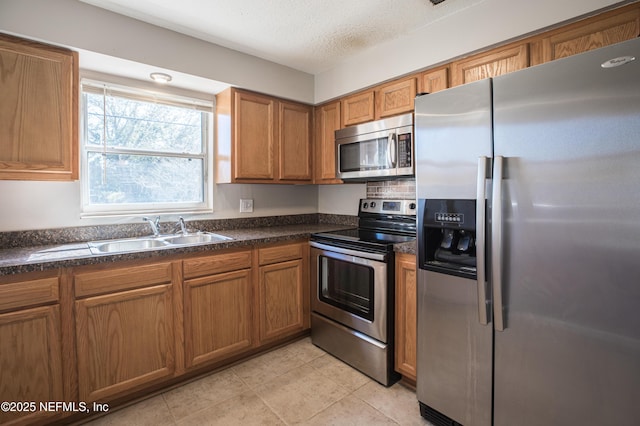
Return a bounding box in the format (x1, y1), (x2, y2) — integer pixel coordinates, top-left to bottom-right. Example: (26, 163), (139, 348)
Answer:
(395, 252), (417, 382)
(0, 305), (64, 426)
(256, 242), (310, 344)
(2, 241), (310, 424)
(75, 283), (176, 402)
(184, 268), (253, 368)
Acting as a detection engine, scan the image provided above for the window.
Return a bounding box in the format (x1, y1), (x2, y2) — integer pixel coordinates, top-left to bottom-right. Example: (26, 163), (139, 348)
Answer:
(81, 79), (213, 216)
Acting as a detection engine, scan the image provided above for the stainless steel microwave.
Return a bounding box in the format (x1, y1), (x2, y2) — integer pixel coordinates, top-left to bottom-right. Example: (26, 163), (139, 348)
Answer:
(336, 113), (414, 180)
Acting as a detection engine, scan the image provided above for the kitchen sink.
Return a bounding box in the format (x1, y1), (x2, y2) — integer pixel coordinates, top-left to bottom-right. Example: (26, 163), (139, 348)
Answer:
(160, 232), (233, 245)
(88, 232), (233, 255)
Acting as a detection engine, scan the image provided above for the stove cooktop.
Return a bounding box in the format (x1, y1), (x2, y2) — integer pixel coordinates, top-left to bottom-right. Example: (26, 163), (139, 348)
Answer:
(312, 198), (417, 252)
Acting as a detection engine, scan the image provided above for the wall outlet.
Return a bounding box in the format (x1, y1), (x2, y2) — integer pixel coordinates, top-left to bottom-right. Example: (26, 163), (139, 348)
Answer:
(240, 199), (254, 213)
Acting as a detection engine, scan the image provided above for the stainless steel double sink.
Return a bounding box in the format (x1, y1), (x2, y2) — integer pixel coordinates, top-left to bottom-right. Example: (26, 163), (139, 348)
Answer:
(88, 232), (233, 255)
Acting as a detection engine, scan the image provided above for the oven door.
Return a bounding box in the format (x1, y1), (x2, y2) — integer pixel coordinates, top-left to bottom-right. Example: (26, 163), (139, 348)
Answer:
(310, 242), (389, 343)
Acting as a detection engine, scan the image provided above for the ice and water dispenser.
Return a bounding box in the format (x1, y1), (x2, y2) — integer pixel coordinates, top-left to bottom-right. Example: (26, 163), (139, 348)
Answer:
(418, 199), (477, 278)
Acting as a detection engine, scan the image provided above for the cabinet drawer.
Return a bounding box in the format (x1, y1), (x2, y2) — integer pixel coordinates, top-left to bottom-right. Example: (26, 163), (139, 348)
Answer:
(258, 243), (303, 265)
(0, 274), (59, 312)
(183, 250), (252, 279)
(74, 262), (173, 298)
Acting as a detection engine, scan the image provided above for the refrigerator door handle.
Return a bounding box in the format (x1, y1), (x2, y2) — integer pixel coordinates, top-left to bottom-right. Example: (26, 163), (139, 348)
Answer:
(476, 156), (490, 325)
(492, 156), (506, 331)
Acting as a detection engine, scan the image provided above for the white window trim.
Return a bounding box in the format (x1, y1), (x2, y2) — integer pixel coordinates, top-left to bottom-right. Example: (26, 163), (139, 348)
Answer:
(79, 76), (215, 218)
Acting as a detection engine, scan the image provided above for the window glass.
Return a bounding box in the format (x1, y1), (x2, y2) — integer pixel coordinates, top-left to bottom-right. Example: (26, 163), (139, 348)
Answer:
(81, 80), (213, 215)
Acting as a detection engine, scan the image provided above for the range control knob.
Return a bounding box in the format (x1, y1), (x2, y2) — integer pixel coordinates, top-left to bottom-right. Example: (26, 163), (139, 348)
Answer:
(362, 202), (368, 209)
(370, 202), (376, 208)
(409, 203), (416, 210)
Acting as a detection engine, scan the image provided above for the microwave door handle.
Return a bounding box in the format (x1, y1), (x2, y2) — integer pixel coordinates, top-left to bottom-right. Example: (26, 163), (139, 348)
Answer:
(388, 133), (397, 167)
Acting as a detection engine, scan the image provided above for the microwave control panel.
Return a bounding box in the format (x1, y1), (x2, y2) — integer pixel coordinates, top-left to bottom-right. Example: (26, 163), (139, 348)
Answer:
(398, 133), (412, 167)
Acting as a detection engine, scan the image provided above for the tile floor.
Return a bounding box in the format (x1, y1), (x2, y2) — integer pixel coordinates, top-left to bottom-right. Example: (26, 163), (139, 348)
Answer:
(83, 337), (433, 425)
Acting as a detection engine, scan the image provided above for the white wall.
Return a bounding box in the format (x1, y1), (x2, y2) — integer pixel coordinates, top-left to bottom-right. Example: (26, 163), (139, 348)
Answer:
(318, 184), (367, 216)
(314, 0), (625, 102)
(0, 180), (318, 231)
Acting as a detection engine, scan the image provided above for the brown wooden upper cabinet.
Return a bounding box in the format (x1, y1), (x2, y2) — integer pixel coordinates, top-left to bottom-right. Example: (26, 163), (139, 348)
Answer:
(314, 101), (342, 184)
(418, 67), (449, 94)
(278, 100), (313, 181)
(375, 77), (417, 119)
(216, 88), (312, 184)
(530, 6), (640, 65)
(0, 33), (78, 181)
(451, 42), (530, 87)
(341, 91), (375, 126)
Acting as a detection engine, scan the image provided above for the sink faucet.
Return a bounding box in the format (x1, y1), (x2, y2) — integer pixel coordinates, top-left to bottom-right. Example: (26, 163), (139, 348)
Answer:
(143, 216), (161, 236)
(175, 216), (188, 235)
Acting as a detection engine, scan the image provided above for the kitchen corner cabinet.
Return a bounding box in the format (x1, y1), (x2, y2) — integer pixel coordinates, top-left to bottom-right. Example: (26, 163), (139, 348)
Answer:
(375, 77), (417, 119)
(341, 91), (375, 126)
(0, 272), (64, 426)
(313, 101), (342, 184)
(256, 241), (310, 344)
(73, 262), (177, 402)
(395, 253), (417, 382)
(451, 42), (529, 87)
(215, 88), (312, 184)
(418, 67), (449, 94)
(530, 6), (640, 65)
(0, 33), (78, 181)
(182, 250), (254, 369)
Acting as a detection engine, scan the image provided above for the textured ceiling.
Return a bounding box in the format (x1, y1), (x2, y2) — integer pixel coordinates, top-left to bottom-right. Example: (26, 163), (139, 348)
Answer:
(79, 0), (483, 74)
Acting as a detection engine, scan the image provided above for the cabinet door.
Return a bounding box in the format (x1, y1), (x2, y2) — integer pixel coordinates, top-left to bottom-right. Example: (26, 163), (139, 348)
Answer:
(418, 67), (449, 94)
(341, 91), (375, 126)
(234, 90), (276, 180)
(0, 34), (78, 181)
(75, 284), (175, 402)
(258, 259), (306, 343)
(532, 7), (640, 65)
(279, 101), (312, 181)
(395, 253), (417, 381)
(0, 305), (63, 425)
(314, 101), (342, 184)
(375, 77), (417, 119)
(451, 43), (529, 86)
(184, 269), (253, 369)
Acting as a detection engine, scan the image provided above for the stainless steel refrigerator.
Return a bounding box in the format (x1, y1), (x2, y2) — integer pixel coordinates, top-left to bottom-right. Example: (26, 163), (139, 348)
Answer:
(415, 37), (640, 426)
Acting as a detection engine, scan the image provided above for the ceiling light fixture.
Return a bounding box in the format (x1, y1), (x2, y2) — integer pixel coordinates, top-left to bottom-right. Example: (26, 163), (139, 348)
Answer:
(150, 72), (172, 83)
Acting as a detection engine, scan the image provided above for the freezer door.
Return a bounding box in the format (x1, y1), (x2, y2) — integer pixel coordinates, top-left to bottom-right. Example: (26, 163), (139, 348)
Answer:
(415, 79), (493, 200)
(415, 78), (494, 426)
(417, 270), (493, 426)
(492, 37), (640, 426)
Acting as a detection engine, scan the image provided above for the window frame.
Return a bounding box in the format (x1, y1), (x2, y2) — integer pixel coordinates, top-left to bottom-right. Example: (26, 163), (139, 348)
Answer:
(80, 78), (214, 217)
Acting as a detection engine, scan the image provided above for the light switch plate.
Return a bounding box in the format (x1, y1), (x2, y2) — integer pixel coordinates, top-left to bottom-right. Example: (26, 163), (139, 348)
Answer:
(240, 199), (254, 213)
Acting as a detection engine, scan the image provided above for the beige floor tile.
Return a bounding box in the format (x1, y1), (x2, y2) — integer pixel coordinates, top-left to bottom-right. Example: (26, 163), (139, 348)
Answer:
(283, 337), (327, 363)
(255, 364), (351, 424)
(232, 343), (310, 388)
(354, 381), (431, 426)
(176, 391), (284, 426)
(311, 353), (372, 392)
(83, 395), (175, 426)
(302, 394), (399, 426)
(162, 368), (250, 420)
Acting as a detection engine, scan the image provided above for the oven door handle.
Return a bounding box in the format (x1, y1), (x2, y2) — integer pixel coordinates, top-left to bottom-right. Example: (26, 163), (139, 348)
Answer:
(310, 241), (388, 262)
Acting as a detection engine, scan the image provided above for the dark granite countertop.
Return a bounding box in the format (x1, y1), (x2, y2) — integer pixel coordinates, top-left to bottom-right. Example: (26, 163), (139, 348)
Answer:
(393, 240), (416, 255)
(0, 223), (355, 275)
